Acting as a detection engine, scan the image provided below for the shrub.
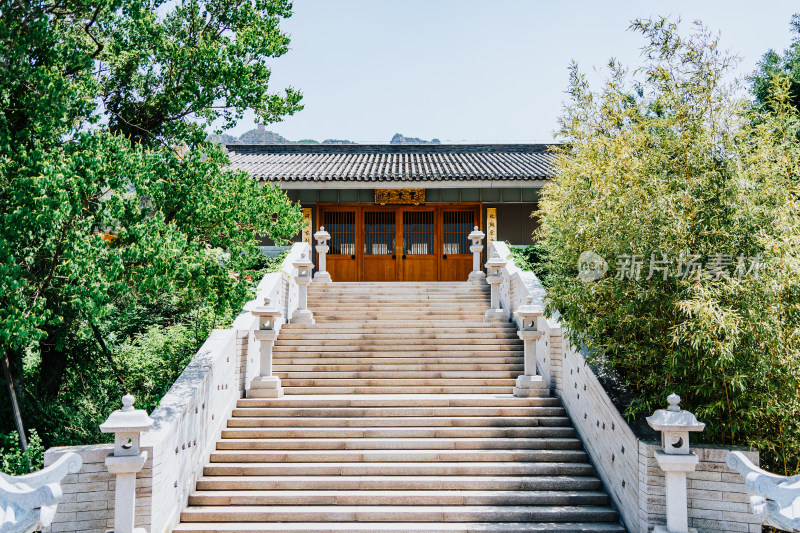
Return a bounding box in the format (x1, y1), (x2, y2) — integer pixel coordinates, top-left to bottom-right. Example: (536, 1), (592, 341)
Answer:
(0, 430), (44, 475)
(507, 242), (550, 287)
(538, 18), (800, 475)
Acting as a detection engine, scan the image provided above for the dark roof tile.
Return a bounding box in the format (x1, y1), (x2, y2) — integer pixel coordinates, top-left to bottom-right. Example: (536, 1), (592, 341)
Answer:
(227, 144), (557, 182)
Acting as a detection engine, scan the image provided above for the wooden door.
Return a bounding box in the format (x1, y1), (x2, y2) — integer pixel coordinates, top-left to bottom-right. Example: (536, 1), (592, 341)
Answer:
(440, 208), (479, 281)
(322, 209), (358, 282)
(363, 209), (398, 281)
(400, 209), (437, 281)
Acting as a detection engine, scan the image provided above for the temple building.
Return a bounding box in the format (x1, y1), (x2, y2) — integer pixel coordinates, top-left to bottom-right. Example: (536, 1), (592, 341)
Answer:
(228, 143), (556, 282)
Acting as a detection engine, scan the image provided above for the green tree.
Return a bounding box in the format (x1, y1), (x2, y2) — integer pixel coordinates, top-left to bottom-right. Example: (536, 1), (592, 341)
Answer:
(0, 0), (302, 447)
(751, 13), (800, 113)
(538, 18), (800, 475)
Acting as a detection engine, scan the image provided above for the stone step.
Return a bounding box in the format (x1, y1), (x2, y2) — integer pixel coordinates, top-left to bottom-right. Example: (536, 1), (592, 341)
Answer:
(276, 379), (517, 388)
(202, 461), (597, 477)
(188, 489), (610, 507)
(314, 313), (494, 327)
(275, 371), (520, 379)
(194, 475), (604, 492)
(308, 303), (490, 308)
(279, 386), (520, 395)
(272, 345), (522, 353)
(280, 325), (516, 332)
(173, 521), (625, 533)
(208, 449), (589, 463)
(215, 437), (583, 451)
(272, 364), (524, 372)
(226, 417), (574, 429)
(230, 406), (565, 418)
(179, 504), (618, 523)
(234, 395), (554, 408)
(280, 322), (514, 329)
(274, 338), (522, 346)
(271, 357), (522, 365)
(220, 429), (574, 441)
(276, 333), (519, 340)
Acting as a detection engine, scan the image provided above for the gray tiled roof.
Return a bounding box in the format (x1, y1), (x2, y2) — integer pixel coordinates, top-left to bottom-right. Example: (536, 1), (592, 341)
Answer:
(227, 144), (557, 182)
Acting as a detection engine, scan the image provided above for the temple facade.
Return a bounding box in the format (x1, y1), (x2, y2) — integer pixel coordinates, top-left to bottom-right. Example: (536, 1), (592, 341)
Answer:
(228, 143), (556, 282)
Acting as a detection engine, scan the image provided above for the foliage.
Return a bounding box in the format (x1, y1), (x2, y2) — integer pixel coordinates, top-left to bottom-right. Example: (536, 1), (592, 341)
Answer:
(0, 430), (44, 475)
(507, 242), (550, 287)
(538, 18), (800, 475)
(751, 13), (800, 115)
(0, 0), (302, 448)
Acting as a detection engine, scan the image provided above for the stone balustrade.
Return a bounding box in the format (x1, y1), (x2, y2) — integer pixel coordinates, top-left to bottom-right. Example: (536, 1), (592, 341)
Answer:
(727, 451), (800, 532)
(0, 452), (82, 533)
(41, 243), (311, 533)
(487, 241), (761, 533)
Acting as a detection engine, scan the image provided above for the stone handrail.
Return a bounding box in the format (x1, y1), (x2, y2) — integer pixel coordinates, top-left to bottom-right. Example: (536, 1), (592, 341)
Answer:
(489, 241), (557, 387)
(0, 452), (82, 533)
(486, 241), (761, 533)
(42, 243), (310, 533)
(727, 451), (800, 531)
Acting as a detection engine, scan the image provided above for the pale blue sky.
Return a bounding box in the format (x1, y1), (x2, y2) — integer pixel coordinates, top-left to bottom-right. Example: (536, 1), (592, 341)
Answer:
(220, 1), (799, 143)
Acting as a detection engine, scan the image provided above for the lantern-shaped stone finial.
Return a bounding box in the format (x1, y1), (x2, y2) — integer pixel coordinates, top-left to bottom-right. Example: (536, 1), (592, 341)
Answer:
(516, 296), (543, 331)
(646, 393), (705, 455)
(99, 395), (154, 533)
(313, 226), (332, 283)
(293, 252), (313, 278)
(314, 226), (330, 246)
(251, 296), (281, 331)
(99, 394), (154, 457)
(468, 226), (485, 245)
(484, 250), (508, 323)
(291, 248), (315, 324)
(468, 226), (486, 283)
(647, 394), (705, 533)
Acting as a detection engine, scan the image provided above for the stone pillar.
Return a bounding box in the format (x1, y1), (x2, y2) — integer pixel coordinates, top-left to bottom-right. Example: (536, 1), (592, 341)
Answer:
(646, 393), (706, 533)
(484, 252), (509, 323)
(248, 297), (283, 398)
(513, 297), (548, 397)
(291, 252), (314, 324)
(314, 226), (332, 283)
(99, 394), (154, 533)
(468, 226), (485, 283)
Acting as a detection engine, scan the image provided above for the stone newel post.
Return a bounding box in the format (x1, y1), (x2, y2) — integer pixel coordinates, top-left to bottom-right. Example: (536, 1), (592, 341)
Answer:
(468, 226), (485, 283)
(513, 297), (548, 397)
(314, 226), (331, 283)
(484, 252), (509, 323)
(646, 393), (706, 533)
(291, 252), (315, 324)
(249, 296), (283, 398)
(99, 394), (154, 533)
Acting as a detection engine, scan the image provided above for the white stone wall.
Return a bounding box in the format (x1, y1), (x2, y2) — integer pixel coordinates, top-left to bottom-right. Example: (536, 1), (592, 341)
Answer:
(489, 241), (762, 533)
(42, 242), (310, 533)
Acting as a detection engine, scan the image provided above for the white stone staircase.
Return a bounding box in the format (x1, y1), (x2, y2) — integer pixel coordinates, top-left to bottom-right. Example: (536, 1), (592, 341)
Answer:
(172, 282), (624, 533)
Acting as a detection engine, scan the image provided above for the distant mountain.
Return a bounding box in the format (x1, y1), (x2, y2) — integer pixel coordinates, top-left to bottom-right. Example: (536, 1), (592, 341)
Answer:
(390, 133), (441, 145)
(210, 126), (436, 146)
(238, 127), (290, 144)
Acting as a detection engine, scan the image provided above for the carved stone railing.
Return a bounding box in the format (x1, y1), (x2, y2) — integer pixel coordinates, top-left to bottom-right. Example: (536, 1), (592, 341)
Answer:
(41, 242), (311, 533)
(486, 240), (761, 533)
(727, 451), (800, 532)
(1, 452), (82, 533)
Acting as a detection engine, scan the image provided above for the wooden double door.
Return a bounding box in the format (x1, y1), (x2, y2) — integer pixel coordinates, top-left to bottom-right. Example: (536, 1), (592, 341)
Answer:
(319, 204), (481, 282)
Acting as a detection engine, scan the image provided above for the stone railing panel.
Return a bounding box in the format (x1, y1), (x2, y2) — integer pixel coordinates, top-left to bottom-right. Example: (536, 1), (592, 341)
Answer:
(486, 240), (761, 533)
(42, 242), (311, 533)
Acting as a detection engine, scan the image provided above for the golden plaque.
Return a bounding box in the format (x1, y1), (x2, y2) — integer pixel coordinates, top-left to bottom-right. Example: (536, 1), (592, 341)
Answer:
(374, 189), (425, 205)
(486, 208), (497, 243)
(301, 208), (313, 244)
